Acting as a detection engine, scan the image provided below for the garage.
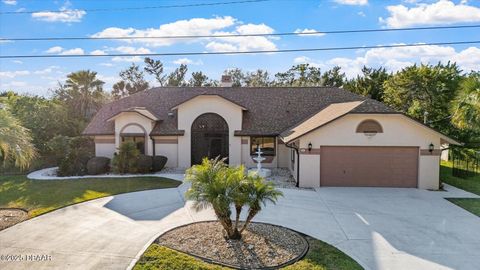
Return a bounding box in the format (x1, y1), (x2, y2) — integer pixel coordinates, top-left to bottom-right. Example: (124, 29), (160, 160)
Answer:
(320, 146), (419, 187)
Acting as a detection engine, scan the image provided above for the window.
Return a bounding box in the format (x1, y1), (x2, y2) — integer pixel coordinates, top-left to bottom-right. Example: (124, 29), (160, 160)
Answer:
(356, 119), (383, 134)
(121, 136), (145, 154)
(250, 136), (276, 156)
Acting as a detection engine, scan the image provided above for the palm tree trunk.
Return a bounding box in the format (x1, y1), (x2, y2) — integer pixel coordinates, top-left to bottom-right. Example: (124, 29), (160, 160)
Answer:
(240, 208), (259, 234)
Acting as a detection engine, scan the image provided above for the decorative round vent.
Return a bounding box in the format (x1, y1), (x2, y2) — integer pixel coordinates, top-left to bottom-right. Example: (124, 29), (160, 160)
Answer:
(356, 119), (383, 137)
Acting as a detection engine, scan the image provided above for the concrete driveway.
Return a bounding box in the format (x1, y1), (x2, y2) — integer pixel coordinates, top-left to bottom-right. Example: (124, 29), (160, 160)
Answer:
(0, 180), (479, 270)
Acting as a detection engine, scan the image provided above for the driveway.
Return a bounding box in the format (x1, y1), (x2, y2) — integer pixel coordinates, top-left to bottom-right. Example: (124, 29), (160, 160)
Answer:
(0, 180), (479, 270)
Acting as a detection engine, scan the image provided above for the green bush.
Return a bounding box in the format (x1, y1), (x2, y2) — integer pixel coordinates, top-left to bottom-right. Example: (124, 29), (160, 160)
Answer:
(45, 135), (71, 165)
(87, 157), (111, 175)
(137, 154), (153, 173)
(57, 137), (94, 176)
(112, 142), (140, 174)
(153, 155), (168, 172)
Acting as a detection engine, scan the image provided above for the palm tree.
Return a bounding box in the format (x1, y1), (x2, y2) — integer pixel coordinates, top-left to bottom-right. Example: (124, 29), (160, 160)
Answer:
(57, 70), (106, 120)
(451, 72), (480, 131)
(185, 157), (282, 240)
(0, 109), (37, 169)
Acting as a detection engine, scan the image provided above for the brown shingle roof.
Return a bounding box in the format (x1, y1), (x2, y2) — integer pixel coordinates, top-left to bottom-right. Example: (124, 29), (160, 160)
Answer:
(82, 87), (396, 136)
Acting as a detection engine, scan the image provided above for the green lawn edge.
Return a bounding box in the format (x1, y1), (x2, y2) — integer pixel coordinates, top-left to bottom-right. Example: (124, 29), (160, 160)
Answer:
(441, 161), (480, 217)
(0, 175), (181, 218)
(134, 236), (363, 270)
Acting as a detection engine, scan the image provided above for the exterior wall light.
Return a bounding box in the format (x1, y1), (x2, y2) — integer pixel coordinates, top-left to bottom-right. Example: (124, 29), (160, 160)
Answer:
(308, 142), (313, 152)
(429, 143), (434, 153)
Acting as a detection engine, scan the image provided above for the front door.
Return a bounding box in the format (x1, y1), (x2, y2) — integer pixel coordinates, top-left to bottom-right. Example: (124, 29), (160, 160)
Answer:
(191, 113), (229, 165)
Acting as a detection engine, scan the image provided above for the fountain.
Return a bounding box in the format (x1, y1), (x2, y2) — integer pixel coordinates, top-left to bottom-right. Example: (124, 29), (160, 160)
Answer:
(248, 145), (272, 178)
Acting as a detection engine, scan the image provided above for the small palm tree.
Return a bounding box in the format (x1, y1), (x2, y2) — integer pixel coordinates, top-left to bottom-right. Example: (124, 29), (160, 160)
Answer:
(185, 157), (282, 240)
(451, 72), (480, 131)
(0, 109), (37, 169)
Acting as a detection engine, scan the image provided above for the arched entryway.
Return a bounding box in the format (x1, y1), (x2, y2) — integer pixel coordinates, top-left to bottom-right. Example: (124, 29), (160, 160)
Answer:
(191, 113), (229, 165)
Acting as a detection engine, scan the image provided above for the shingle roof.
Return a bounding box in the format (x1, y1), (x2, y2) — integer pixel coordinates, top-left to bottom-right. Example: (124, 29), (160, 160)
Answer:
(82, 87), (396, 136)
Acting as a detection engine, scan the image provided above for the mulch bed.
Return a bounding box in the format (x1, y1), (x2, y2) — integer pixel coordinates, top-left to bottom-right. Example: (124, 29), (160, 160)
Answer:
(0, 208), (28, 230)
(157, 221), (308, 269)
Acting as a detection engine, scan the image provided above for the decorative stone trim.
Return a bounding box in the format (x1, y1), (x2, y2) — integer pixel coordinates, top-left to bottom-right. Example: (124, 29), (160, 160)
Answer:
(420, 149), (442, 156)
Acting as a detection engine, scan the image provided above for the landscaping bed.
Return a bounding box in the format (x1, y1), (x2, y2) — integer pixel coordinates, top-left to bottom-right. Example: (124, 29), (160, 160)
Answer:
(0, 208), (28, 230)
(156, 221), (308, 269)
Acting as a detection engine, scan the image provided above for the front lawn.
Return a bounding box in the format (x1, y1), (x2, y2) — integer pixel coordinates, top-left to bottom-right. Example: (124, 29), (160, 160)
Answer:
(134, 236), (363, 270)
(441, 161), (480, 216)
(0, 175), (181, 217)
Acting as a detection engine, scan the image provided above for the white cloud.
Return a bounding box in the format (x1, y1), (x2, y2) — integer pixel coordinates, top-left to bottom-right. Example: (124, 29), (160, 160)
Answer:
(0, 70), (30, 78)
(172, 58), (203, 65)
(92, 16), (277, 53)
(358, 11), (366, 17)
(294, 45), (480, 77)
(334, 0), (368, 5)
(33, 66), (60, 75)
(90, 50), (106, 55)
(45, 46), (64, 53)
(12, 60), (23, 64)
(110, 46), (151, 54)
(60, 48), (84, 55)
(99, 63), (114, 67)
(2, 0), (17, 5)
(294, 28), (325, 37)
(380, 0), (480, 27)
(111, 56), (143, 62)
(6, 81), (27, 87)
(32, 8), (86, 23)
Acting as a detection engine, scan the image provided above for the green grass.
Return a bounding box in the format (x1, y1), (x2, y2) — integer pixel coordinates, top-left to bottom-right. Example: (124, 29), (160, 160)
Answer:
(134, 236), (363, 270)
(0, 175), (181, 217)
(441, 161), (480, 217)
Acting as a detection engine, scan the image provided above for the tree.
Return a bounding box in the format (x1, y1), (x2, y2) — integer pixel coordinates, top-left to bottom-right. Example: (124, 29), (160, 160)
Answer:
(189, 71), (209, 87)
(166, 64), (188, 86)
(383, 62), (462, 134)
(451, 72), (480, 132)
(274, 64), (322, 86)
(55, 70), (107, 121)
(224, 68), (246, 87)
(0, 108), (37, 169)
(144, 57), (167, 86)
(344, 66), (391, 101)
(113, 64), (149, 99)
(321, 66), (345, 87)
(185, 157), (282, 240)
(245, 70), (271, 87)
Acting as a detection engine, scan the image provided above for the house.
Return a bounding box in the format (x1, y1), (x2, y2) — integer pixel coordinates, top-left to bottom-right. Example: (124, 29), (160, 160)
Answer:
(83, 78), (460, 189)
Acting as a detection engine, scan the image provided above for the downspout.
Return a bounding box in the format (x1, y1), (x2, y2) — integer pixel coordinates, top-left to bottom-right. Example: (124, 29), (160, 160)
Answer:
(285, 140), (300, 188)
(150, 136), (156, 157)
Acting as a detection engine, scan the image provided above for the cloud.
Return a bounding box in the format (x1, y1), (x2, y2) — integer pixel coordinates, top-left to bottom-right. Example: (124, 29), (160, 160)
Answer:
(334, 0), (368, 5)
(32, 2), (86, 23)
(33, 66), (60, 75)
(12, 60), (23, 64)
(92, 16), (277, 53)
(172, 58), (203, 65)
(60, 48), (84, 55)
(45, 46), (64, 53)
(380, 0), (480, 27)
(294, 28), (325, 37)
(0, 70), (30, 78)
(110, 46), (152, 54)
(111, 56), (143, 62)
(2, 0), (17, 5)
(99, 63), (114, 67)
(90, 50), (106, 55)
(294, 45), (480, 77)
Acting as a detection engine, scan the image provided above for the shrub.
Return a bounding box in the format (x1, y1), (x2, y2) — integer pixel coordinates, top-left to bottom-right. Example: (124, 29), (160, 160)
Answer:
(57, 137), (94, 176)
(112, 142), (140, 174)
(137, 154), (153, 173)
(45, 135), (71, 165)
(153, 155), (168, 172)
(87, 157), (111, 175)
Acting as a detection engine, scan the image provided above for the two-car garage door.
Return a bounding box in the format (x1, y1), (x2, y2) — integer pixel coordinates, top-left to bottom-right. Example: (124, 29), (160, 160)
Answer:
(320, 146), (419, 187)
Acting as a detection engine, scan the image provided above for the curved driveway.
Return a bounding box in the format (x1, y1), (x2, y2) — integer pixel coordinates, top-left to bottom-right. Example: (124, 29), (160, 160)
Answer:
(1, 178), (479, 270)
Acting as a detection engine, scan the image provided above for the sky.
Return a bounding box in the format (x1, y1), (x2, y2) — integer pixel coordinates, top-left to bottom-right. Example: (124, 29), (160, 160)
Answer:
(0, 0), (480, 96)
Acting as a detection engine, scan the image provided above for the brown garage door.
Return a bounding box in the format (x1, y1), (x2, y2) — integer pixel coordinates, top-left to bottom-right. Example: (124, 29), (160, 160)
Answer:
(320, 146), (418, 187)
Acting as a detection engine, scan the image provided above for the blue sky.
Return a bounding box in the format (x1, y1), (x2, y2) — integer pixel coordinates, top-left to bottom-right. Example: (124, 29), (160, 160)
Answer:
(1, 0), (480, 96)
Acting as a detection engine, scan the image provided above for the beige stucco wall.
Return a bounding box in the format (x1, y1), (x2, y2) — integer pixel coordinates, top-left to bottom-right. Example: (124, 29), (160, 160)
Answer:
(94, 135), (116, 158)
(277, 142), (290, 168)
(177, 95), (243, 167)
(154, 136), (179, 168)
(296, 114), (445, 189)
(114, 112), (155, 156)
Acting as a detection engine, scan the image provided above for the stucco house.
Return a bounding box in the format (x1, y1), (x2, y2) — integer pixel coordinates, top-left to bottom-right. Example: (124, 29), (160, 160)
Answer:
(83, 80), (459, 189)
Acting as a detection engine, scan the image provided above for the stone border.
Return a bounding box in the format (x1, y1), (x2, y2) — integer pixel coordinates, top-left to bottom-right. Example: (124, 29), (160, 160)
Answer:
(0, 208), (29, 231)
(149, 220), (310, 270)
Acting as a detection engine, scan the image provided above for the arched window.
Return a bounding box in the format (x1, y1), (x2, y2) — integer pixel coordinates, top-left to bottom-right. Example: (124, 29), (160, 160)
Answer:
(356, 119), (383, 134)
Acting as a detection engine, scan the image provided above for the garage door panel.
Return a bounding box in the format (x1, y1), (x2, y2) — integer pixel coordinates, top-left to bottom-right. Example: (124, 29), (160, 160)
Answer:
(320, 146), (418, 187)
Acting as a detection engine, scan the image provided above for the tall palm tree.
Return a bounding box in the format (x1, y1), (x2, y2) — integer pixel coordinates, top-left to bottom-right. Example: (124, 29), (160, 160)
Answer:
(0, 109), (37, 169)
(451, 72), (480, 131)
(59, 70), (106, 120)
